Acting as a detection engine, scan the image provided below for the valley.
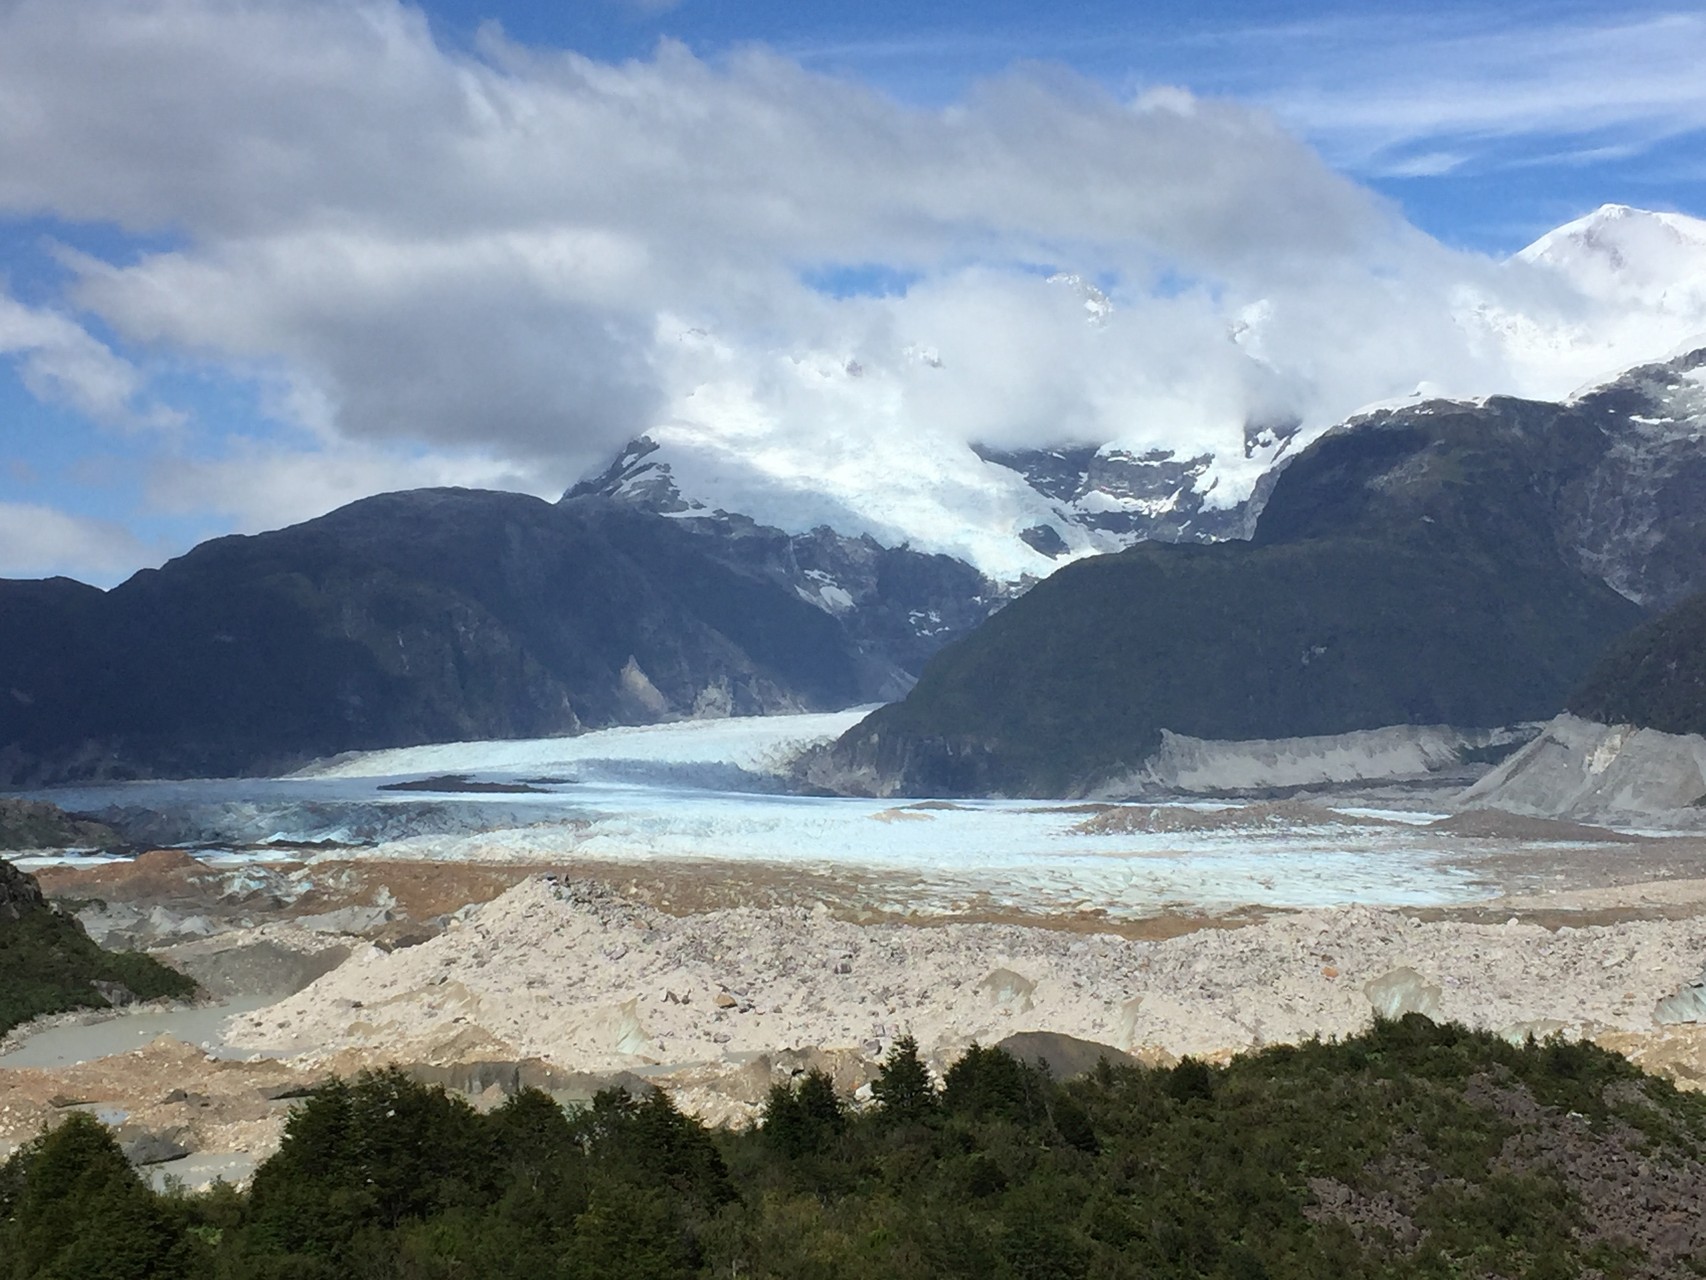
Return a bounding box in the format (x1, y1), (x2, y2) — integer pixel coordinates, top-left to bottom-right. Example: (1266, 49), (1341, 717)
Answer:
(8, 712), (1706, 1192)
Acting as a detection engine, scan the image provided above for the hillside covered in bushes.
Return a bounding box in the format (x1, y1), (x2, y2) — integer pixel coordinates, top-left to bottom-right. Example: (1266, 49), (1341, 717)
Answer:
(0, 858), (195, 1039)
(6, 1017), (1706, 1278)
(1572, 589), (1706, 738)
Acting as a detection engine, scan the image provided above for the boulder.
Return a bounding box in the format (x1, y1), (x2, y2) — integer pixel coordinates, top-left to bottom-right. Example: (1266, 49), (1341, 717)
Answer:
(995, 1031), (1136, 1079)
(1364, 967), (1443, 1021)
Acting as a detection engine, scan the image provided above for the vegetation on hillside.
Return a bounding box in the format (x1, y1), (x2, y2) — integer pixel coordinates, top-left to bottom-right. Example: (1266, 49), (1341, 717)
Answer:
(0, 859), (196, 1039)
(6, 1017), (1706, 1278)
(1571, 589), (1706, 737)
(831, 402), (1651, 796)
(841, 535), (1639, 795)
(0, 798), (118, 851)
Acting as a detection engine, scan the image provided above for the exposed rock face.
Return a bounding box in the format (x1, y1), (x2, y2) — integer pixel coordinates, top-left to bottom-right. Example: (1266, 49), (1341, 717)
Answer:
(0, 490), (1001, 784)
(967, 440), (1281, 550)
(1089, 723), (1535, 798)
(0, 858), (47, 923)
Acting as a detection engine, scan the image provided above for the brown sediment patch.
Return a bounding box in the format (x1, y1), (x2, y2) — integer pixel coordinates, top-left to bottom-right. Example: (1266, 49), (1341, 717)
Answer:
(1425, 810), (1649, 843)
(1408, 903), (1706, 931)
(868, 807), (935, 823)
(287, 860), (542, 921)
(0, 1035), (318, 1164)
(34, 848), (229, 898)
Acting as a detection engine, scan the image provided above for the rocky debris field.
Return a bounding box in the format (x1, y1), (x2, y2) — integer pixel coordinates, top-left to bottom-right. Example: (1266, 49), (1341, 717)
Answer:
(15, 816), (1706, 1186)
(229, 874), (1706, 1093)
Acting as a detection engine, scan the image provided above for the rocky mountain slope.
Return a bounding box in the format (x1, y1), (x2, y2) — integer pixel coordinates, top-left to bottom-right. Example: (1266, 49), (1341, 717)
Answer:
(0, 490), (997, 784)
(573, 205), (1706, 582)
(820, 349), (1706, 795)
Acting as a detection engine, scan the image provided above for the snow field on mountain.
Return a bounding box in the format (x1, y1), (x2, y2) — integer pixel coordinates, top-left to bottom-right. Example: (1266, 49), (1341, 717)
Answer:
(597, 206), (1706, 581)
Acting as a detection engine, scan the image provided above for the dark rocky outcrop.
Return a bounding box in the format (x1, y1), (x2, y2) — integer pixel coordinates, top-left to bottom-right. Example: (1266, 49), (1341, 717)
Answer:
(0, 856), (48, 922)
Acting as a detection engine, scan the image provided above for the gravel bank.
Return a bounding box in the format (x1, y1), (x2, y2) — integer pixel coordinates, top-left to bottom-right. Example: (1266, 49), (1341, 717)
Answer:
(226, 876), (1706, 1070)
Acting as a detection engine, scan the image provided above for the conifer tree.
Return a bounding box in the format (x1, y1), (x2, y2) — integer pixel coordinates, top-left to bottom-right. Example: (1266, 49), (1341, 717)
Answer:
(872, 1034), (937, 1124)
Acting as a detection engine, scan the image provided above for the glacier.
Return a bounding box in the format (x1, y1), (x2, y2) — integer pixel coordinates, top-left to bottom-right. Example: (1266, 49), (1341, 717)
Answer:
(574, 205), (1706, 582)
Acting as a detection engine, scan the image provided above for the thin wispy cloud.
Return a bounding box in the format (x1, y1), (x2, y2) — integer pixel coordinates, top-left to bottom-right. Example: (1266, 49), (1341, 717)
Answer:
(1232, 11), (1706, 173)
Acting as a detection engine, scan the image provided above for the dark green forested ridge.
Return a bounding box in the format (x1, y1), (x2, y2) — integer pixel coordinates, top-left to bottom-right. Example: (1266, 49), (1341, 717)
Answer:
(1571, 589), (1706, 737)
(6, 1018), (1706, 1278)
(828, 395), (1655, 796)
(837, 537), (1638, 795)
(0, 857), (196, 1039)
(0, 491), (998, 785)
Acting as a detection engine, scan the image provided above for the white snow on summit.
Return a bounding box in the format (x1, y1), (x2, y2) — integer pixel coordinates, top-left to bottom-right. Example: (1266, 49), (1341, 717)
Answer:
(1517, 204), (1706, 312)
(577, 207), (1706, 582)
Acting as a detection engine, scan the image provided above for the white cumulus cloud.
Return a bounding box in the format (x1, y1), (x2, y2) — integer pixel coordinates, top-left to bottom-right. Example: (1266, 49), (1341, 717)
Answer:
(0, 0), (1699, 580)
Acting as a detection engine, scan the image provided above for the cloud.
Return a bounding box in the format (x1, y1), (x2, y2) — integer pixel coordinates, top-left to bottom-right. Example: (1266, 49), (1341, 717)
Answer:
(0, 289), (173, 427)
(142, 437), (548, 533)
(0, 0), (1699, 582)
(0, 501), (152, 582)
(0, 0), (1409, 483)
(1232, 11), (1706, 173)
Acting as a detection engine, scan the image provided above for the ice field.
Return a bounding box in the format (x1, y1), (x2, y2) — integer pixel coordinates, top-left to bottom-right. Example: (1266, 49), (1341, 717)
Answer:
(22, 710), (1504, 916)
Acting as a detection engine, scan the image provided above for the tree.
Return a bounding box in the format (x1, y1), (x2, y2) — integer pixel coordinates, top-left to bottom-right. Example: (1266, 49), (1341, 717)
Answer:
(872, 1035), (937, 1125)
(761, 1069), (847, 1158)
(0, 1113), (195, 1280)
(942, 1044), (1039, 1124)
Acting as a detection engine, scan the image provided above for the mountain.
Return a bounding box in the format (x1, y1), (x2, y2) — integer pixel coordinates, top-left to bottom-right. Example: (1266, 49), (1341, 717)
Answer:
(0, 490), (999, 785)
(572, 206), (1706, 584)
(1453, 581), (1706, 826)
(1517, 203), (1706, 315)
(814, 347), (1706, 796)
(1570, 589), (1706, 738)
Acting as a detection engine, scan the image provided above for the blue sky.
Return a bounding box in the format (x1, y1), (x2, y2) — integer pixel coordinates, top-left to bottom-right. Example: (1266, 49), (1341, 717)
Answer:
(2, 0), (1704, 584)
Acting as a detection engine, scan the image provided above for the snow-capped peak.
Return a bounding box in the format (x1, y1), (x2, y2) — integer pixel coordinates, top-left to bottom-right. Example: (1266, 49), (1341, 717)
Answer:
(568, 206), (1706, 584)
(1516, 204), (1706, 311)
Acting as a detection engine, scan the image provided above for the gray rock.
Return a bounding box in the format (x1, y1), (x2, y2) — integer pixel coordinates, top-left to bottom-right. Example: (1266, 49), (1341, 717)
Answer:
(996, 1031), (1136, 1079)
(1364, 967), (1442, 1021)
(89, 980), (139, 1007)
(1655, 976), (1706, 1026)
(117, 1125), (193, 1167)
(976, 967), (1036, 1013)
